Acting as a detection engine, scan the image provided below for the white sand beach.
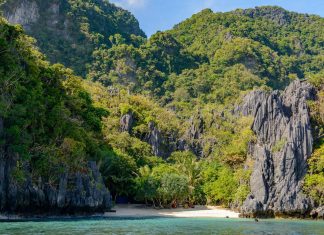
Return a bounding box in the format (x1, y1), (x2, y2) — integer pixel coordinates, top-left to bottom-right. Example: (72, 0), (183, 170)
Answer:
(105, 204), (239, 218)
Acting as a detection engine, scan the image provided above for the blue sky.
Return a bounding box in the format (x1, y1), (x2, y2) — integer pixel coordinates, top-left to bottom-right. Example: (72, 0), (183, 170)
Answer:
(110, 0), (324, 37)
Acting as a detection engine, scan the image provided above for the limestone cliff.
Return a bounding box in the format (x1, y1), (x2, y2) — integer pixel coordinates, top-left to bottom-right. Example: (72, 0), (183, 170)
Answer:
(237, 80), (316, 217)
(3, 0), (39, 30)
(0, 157), (112, 214)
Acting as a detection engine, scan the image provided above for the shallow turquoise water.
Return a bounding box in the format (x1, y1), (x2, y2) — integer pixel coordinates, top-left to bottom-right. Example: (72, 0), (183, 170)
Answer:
(0, 217), (323, 235)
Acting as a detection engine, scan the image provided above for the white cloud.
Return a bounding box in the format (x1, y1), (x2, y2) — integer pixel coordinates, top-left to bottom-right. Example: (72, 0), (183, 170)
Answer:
(111, 0), (147, 9)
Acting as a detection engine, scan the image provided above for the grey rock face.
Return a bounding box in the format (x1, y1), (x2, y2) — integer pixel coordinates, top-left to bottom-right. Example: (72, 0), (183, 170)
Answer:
(144, 121), (180, 158)
(239, 80), (315, 217)
(141, 111), (209, 159)
(0, 159), (111, 214)
(239, 7), (292, 26)
(120, 112), (134, 133)
(180, 111), (205, 157)
(146, 121), (166, 157)
(0, 117), (3, 136)
(0, 118), (5, 211)
(187, 112), (204, 140)
(4, 0), (39, 29)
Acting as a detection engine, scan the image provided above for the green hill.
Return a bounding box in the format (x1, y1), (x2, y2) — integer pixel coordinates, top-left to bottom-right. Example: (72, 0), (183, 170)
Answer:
(1, 0), (145, 75)
(89, 6), (323, 104)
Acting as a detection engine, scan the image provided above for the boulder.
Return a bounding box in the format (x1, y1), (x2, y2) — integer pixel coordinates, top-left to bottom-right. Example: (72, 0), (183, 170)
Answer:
(310, 206), (324, 219)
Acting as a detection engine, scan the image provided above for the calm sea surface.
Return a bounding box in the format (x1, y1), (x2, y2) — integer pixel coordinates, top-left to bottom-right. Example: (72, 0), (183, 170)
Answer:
(0, 217), (323, 235)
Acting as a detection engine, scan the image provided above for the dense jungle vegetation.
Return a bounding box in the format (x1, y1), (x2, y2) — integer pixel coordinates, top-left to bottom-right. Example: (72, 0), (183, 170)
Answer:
(0, 1), (323, 208)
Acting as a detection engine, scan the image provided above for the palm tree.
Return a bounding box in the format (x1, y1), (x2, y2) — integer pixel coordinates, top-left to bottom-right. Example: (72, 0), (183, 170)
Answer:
(169, 151), (201, 206)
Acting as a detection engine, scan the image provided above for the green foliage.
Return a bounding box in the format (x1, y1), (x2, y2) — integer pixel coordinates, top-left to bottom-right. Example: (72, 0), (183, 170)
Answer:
(303, 66), (323, 207)
(120, 103), (134, 115)
(11, 161), (26, 185)
(233, 167), (252, 204)
(304, 140), (324, 206)
(134, 166), (159, 204)
(169, 151), (202, 203)
(86, 7), (324, 124)
(88, 31), (197, 95)
(158, 173), (189, 207)
(101, 149), (137, 198)
(200, 159), (252, 207)
(203, 167), (238, 206)
(134, 155), (252, 208)
(308, 70), (324, 89)
(220, 116), (255, 166)
(0, 18), (110, 186)
(304, 174), (324, 206)
(308, 82), (324, 139)
(135, 163), (189, 208)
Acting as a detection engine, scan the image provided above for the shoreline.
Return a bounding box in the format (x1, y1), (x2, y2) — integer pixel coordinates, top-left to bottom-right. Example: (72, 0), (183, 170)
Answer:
(105, 204), (240, 219)
(1, 205), (322, 221)
(0, 204), (239, 221)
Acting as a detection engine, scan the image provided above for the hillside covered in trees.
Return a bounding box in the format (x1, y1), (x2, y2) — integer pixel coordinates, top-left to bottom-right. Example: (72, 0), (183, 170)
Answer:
(0, 1), (323, 217)
(1, 0), (145, 75)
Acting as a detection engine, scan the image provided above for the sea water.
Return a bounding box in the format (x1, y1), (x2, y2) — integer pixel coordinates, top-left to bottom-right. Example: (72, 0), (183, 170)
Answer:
(0, 217), (323, 235)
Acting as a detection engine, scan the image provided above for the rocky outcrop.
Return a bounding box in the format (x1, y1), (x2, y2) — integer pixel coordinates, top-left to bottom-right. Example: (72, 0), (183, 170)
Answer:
(140, 112), (208, 159)
(238, 80), (316, 217)
(0, 117), (3, 139)
(120, 113), (181, 158)
(310, 206), (324, 219)
(180, 111), (205, 157)
(146, 121), (168, 158)
(0, 158), (111, 214)
(3, 0), (39, 30)
(119, 113), (169, 157)
(143, 121), (183, 159)
(187, 112), (204, 140)
(120, 112), (134, 133)
(238, 6), (293, 26)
